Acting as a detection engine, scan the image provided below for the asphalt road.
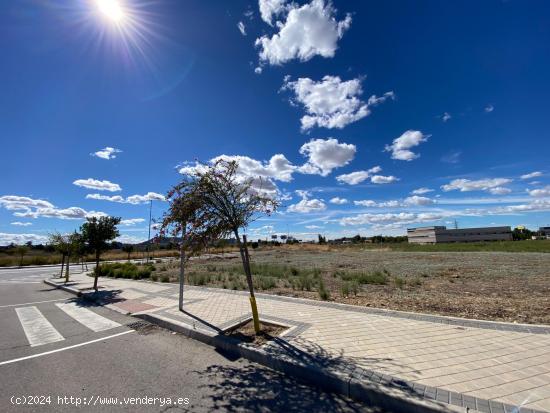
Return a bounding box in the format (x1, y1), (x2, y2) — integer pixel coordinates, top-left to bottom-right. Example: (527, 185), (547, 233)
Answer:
(0, 267), (386, 413)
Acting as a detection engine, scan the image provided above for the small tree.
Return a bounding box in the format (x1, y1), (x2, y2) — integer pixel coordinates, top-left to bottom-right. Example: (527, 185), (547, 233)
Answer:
(15, 245), (29, 267)
(80, 216), (121, 291)
(161, 174), (227, 311)
(122, 244), (134, 261)
(48, 232), (70, 278)
(190, 160), (279, 334)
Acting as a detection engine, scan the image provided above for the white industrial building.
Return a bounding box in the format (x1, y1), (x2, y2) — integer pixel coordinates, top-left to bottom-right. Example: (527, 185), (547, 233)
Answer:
(407, 226), (512, 244)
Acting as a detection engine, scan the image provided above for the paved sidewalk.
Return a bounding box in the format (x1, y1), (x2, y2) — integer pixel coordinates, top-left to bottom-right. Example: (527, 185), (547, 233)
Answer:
(47, 272), (550, 413)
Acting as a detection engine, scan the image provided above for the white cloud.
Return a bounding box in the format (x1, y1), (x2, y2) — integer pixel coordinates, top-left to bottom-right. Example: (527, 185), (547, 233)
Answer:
(329, 197), (348, 205)
(282, 75), (394, 130)
(340, 211), (453, 227)
(11, 222), (32, 226)
(86, 194), (125, 203)
(92, 147), (122, 160)
(237, 21), (246, 36)
(353, 200), (400, 208)
(370, 175), (399, 184)
(305, 225), (323, 229)
(298, 138), (356, 176)
(520, 171), (543, 180)
(0, 233), (49, 246)
(442, 112), (451, 122)
(353, 200), (376, 207)
(288, 198), (326, 213)
(485, 104), (494, 113)
(287, 191), (326, 213)
(441, 150), (461, 164)
(336, 166), (382, 185)
(0, 195), (105, 221)
(528, 186), (550, 197)
(258, 0), (287, 25)
(120, 218), (146, 226)
(384, 130), (428, 161)
(411, 187), (434, 195)
(14, 207), (106, 220)
(441, 178), (512, 193)
(488, 187), (512, 195)
(0, 196), (54, 211)
(85, 192), (165, 204)
(115, 235), (147, 244)
(255, 0), (351, 66)
(404, 196), (435, 206)
(73, 178), (121, 192)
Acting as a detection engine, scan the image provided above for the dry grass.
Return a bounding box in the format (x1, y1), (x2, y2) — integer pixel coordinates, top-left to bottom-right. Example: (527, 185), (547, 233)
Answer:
(155, 246), (550, 325)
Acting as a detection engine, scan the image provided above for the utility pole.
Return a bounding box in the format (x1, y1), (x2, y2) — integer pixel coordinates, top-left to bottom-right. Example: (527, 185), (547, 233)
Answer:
(454, 219), (458, 229)
(146, 199), (152, 263)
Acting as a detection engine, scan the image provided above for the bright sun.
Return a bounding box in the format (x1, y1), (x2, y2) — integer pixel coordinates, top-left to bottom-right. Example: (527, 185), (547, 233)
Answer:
(96, 0), (125, 22)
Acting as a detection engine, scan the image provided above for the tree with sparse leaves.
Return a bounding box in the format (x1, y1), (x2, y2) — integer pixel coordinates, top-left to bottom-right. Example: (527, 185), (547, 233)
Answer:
(160, 171), (228, 311)
(14, 245), (29, 267)
(48, 232), (71, 278)
(122, 244), (134, 261)
(185, 160), (279, 334)
(80, 216), (121, 291)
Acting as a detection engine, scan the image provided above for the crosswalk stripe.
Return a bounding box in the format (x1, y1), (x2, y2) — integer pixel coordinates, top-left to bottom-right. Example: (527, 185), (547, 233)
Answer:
(55, 302), (121, 332)
(15, 306), (64, 347)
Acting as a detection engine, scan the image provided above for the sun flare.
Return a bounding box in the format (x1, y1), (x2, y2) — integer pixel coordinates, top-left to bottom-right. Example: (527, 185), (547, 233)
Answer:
(96, 0), (125, 22)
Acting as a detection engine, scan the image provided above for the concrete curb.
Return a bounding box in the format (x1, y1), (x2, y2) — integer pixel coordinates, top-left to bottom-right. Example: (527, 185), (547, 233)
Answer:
(44, 279), (83, 297)
(134, 312), (464, 413)
(43, 278), (465, 413)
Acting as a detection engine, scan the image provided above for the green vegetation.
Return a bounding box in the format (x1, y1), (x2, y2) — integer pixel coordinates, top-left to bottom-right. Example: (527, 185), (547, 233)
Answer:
(96, 262), (154, 280)
(186, 262), (323, 293)
(358, 240), (550, 253)
(318, 278), (330, 300)
(334, 269), (389, 285)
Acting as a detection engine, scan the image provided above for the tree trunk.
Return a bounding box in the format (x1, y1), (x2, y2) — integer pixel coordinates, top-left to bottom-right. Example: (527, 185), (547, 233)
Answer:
(19, 254), (24, 267)
(178, 240), (186, 312)
(234, 231), (260, 334)
(65, 254), (70, 283)
(60, 254), (65, 278)
(93, 251), (100, 291)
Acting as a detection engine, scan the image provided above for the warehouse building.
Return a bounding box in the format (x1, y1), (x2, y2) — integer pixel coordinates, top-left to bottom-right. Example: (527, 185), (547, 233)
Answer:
(407, 226), (512, 244)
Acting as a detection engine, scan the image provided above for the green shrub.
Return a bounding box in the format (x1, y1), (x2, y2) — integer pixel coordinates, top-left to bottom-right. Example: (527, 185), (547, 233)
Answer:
(339, 270), (388, 285)
(394, 276), (405, 289)
(160, 274), (170, 283)
(150, 274), (159, 282)
(255, 276), (277, 290)
(318, 278), (330, 300)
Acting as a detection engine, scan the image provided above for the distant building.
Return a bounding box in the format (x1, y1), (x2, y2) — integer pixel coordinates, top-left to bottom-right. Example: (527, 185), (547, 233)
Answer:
(407, 226), (512, 244)
(539, 227), (550, 239)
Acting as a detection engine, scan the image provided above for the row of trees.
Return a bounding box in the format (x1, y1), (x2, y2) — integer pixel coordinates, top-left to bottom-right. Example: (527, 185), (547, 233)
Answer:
(48, 216), (121, 290)
(160, 160), (278, 334)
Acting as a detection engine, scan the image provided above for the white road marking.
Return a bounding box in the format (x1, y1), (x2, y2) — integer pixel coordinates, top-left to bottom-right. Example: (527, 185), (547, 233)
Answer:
(15, 306), (65, 347)
(0, 330), (134, 366)
(0, 281), (41, 284)
(0, 299), (68, 309)
(55, 302), (121, 332)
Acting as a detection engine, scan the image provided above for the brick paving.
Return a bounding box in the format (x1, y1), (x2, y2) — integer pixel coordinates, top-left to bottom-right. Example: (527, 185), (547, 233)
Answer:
(48, 272), (550, 413)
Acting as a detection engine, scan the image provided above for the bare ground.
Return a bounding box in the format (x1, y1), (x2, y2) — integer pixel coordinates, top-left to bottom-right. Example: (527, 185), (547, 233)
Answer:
(159, 247), (550, 325)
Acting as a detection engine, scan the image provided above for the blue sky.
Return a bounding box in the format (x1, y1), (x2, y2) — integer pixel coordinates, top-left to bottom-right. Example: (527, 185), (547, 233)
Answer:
(1, 0), (550, 245)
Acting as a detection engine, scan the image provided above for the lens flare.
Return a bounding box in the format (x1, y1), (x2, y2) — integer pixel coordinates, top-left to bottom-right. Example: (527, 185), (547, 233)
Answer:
(96, 0), (125, 22)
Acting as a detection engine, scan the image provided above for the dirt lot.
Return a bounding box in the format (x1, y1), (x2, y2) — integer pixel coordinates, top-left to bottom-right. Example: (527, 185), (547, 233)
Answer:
(155, 246), (550, 325)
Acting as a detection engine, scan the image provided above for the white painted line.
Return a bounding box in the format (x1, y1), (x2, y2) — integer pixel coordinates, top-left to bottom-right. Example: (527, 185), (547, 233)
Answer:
(56, 302), (121, 332)
(0, 299), (68, 309)
(0, 281), (41, 284)
(15, 306), (65, 347)
(0, 330), (134, 367)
